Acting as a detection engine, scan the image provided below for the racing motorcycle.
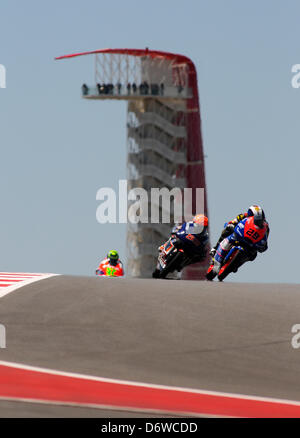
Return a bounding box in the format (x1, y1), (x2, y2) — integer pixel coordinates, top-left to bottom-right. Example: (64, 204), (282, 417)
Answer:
(95, 264), (124, 277)
(206, 242), (253, 281)
(153, 237), (206, 279)
(206, 217), (268, 281)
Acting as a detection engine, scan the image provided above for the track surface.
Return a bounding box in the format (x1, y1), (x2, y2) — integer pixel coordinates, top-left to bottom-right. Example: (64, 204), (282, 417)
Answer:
(0, 276), (299, 416)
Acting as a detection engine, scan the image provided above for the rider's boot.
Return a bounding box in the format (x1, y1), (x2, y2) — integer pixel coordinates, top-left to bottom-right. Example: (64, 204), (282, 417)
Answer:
(210, 224), (235, 258)
(213, 239), (231, 270)
(209, 246), (217, 257)
(206, 243), (224, 279)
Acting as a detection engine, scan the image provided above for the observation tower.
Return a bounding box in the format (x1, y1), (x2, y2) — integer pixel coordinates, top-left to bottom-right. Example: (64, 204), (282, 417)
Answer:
(56, 48), (209, 279)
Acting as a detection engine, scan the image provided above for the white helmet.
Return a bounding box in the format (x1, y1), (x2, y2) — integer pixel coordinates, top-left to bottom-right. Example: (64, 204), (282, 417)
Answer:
(247, 205), (265, 228)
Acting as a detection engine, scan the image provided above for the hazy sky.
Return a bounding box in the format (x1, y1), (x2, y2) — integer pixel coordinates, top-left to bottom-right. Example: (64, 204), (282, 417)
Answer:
(0, 0), (299, 283)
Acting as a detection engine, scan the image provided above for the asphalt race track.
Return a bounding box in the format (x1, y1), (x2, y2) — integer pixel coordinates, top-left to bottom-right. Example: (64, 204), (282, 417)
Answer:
(0, 275), (299, 417)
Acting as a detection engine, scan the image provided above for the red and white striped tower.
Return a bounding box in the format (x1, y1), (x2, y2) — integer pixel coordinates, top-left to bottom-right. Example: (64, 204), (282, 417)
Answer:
(56, 49), (210, 279)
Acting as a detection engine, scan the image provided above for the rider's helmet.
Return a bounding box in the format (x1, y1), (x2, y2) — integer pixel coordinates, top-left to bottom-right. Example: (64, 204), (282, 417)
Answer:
(107, 250), (119, 266)
(247, 205), (265, 228)
(193, 214), (209, 227)
(191, 214), (209, 235)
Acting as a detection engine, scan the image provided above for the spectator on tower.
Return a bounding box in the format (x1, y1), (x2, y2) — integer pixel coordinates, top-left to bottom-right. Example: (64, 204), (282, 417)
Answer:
(107, 83), (114, 94)
(139, 83), (144, 95)
(82, 83), (89, 96)
(151, 83), (159, 95)
(143, 81), (149, 95)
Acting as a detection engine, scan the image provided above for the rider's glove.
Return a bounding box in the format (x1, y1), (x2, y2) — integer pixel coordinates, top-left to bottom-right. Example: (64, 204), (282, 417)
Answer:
(229, 214), (244, 226)
(248, 250), (258, 261)
(257, 243), (268, 253)
(236, 214), (245, 222)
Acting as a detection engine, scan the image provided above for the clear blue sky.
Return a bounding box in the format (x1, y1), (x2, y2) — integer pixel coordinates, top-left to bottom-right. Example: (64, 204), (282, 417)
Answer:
(0, 0), (299, 283)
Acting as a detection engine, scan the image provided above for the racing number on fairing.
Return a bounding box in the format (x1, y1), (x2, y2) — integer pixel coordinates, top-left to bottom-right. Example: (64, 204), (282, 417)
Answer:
(186, 234), (195, 242)
(163, 240), (174, 254)
(106, 267), (117, 276)
(186, 234), (201, 246)
(245, 228), (260, 241)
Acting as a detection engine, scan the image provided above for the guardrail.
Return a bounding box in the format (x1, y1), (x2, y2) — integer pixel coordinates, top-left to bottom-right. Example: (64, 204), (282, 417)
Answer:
(81, 84), (192, 100)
